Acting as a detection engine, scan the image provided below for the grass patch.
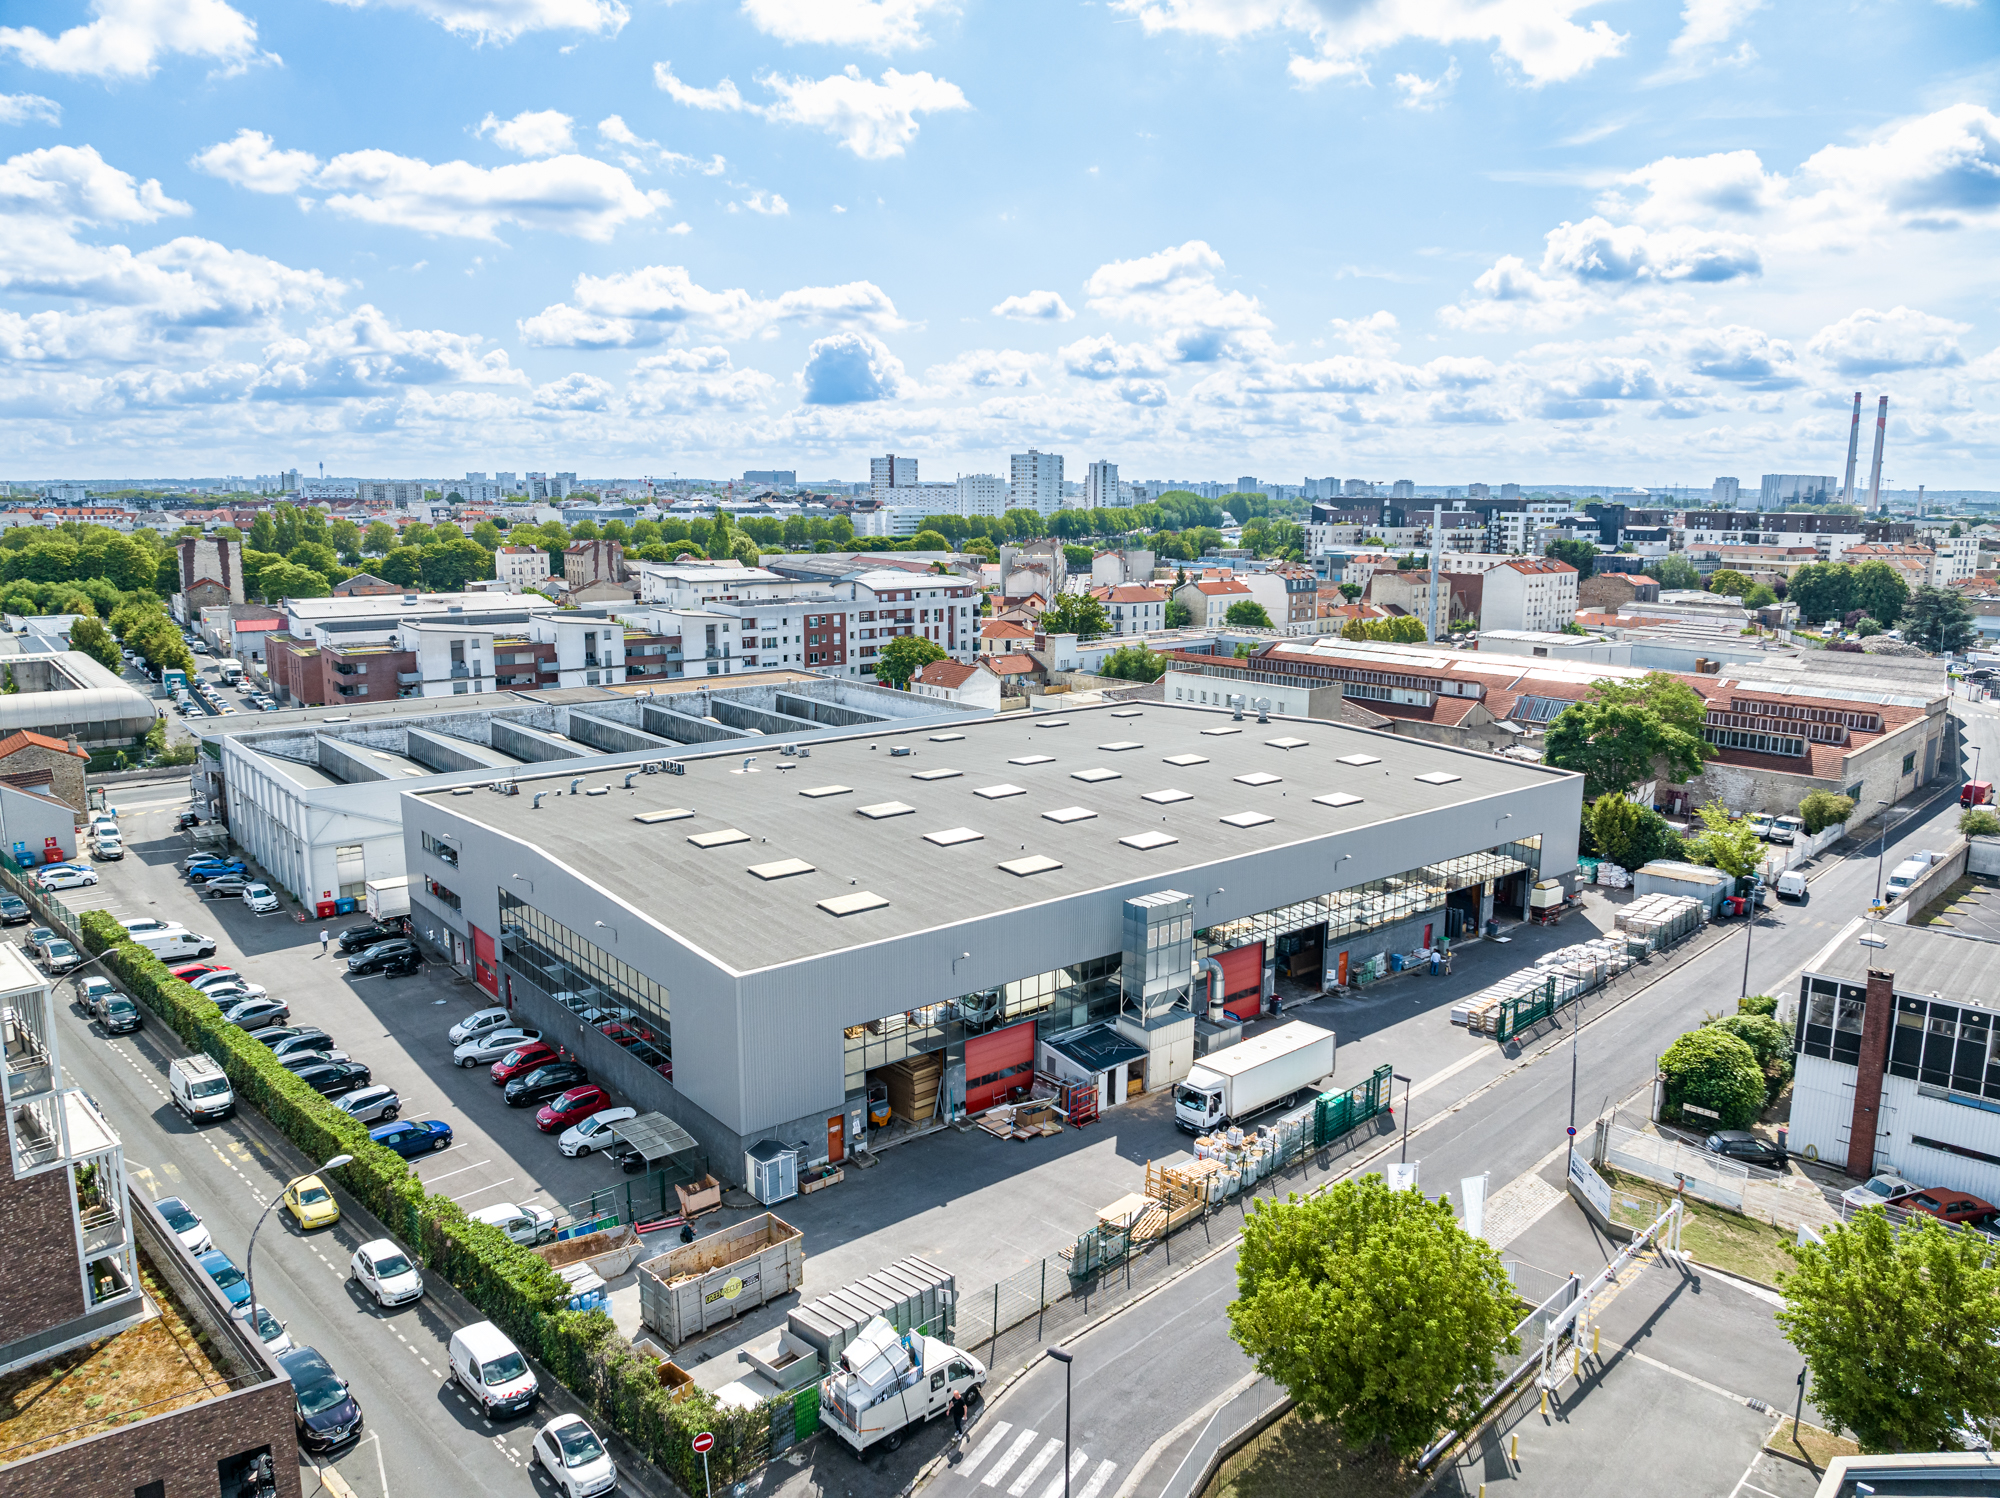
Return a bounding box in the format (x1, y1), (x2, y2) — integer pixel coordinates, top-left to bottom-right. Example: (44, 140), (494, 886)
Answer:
(1600, 1166), (1796, 1287)
(1203, 1408), (1418, 1498)
(1764, 1421), (1859, 1472)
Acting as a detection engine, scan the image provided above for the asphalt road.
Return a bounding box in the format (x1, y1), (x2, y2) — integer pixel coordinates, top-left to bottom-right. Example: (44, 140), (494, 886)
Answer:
(924, 706), (1991, 1498)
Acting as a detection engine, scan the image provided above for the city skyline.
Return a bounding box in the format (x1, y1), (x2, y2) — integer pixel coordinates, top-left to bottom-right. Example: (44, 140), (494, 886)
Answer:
(0, 1), (1995, 482)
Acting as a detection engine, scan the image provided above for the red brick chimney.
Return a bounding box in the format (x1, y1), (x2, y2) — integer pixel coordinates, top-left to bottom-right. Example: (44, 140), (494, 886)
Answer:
(1846, 968), (1896, 1178)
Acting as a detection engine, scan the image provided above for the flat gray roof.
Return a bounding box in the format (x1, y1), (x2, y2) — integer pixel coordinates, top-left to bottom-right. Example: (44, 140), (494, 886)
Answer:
(1807, 918), (1997, 1005)
(416, 701), (1570, 970)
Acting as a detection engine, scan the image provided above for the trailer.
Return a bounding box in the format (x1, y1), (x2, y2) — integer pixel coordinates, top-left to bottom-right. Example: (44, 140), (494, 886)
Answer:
(532, 1223), (646, 1280)
(785, 1255), (955, 1370)
(365, 875), (411, 921)
(636, 1212), (804, 1349)
(819, 1316), (985, 1456)
(1173, 1020), (1336, 1134)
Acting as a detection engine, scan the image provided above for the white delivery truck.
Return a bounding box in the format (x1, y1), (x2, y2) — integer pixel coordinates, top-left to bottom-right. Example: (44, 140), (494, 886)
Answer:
(169, 1055), (234, 1122)
(819, 1316), (985, 1456)
(1884, 852), (1938, 904)
(1174, 1020), (1337, 1135)
(365, 876), (411, 921)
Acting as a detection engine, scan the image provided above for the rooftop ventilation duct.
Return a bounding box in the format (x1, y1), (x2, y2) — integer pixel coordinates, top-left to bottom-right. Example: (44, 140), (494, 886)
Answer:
(532, 792), (545, 809)
(569, 777), (582, 795)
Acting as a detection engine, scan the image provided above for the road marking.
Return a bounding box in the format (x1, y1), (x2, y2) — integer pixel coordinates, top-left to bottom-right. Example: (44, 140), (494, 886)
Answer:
(449, 1178), (516, 1202)
(1624, 1348), (1777, 1410)
(1008, 1439), (1060, 1496)
(956, 1423), (1013, 1481)
(1074, 1460), (1118, 1498)
(418, 1158), (492, 1183)
(983, 1428), (1039, 1488)
(1035, 1450), (1089, 1498)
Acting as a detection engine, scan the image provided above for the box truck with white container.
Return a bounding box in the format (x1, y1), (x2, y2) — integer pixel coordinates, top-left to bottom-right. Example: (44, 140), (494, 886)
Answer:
(819, 1316), (985, 1455)
(365, 876), (410, 921)
(1173, 1020), (1336, 1135)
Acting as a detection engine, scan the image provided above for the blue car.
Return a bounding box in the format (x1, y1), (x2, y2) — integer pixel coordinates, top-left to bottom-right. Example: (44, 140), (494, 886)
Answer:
(197, 1247), (252, 1308)
(184, 861), (247, 882)
(368, 1119), (452, 1159)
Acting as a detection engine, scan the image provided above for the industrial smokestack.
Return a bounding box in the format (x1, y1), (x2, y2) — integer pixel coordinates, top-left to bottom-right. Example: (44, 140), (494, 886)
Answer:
(1428, 504), (1442, 643)
(1840, 391), (1862, 504)
(1866, 395), (1888, 511)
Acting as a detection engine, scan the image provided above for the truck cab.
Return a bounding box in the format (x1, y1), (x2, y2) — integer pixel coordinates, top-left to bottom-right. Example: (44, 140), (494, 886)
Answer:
(1174, 1080), (1226, 1135)
(820, 1317), (985, 1454)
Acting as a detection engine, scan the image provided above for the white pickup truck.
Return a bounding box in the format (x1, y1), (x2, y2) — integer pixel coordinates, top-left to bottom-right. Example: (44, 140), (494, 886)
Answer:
(819, 1317), (985, 1455)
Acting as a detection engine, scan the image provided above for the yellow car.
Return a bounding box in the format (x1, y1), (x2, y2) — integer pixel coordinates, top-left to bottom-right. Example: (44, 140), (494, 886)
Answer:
(283, 1175), (340, 1231)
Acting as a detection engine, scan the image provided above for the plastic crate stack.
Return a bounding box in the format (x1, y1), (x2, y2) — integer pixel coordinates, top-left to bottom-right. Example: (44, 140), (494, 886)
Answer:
(1613, 893), (1705, 950)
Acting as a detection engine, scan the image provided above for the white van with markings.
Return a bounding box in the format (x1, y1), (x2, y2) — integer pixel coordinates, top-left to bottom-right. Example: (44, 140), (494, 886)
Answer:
(169, 1055), (234, 1121)
(448, 1321), (537, 1418)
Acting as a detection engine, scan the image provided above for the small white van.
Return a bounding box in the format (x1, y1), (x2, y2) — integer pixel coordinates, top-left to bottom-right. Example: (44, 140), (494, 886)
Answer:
(448, 1322), (537, 1418)
(1885, 858), (1931, 903)
(1775, 869), (1808, 901)
(131, 926), (216, 960)
(169, 1055), (234, 1121)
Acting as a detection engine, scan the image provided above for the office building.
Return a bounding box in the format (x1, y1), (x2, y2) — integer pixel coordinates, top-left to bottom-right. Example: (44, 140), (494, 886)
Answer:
(1711, 477), (1741, 505)
(744, 470), (797, 487)
(870, 455), (918, 499)
(1390, 480), (1416, 500)
(1759, 474), (1839, 508)
(1011, 450), (1065, 515)
(357, 480), (425, 506)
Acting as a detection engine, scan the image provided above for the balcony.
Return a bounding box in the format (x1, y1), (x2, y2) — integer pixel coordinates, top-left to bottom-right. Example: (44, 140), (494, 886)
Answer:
(583, 654), (600, 668)
(334, 684), (366, 698)
(398, 671), (421, 685)
(449, 663), (470, 678)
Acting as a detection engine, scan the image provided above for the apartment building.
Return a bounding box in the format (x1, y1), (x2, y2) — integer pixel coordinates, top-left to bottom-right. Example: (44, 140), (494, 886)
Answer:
(1174, 574), (1253, 627)
(1010, 449), (1065, 515)
(957, 473), (1010, 517)
(563, 538), (626, 589)
(1363, 569), (1483, 632)
(357, 479), (425, 506)
(1084, 460), (1119, 509)
(495, 544), (552, 591)
(1481, 557), (1579, 632)
(1088, 583), (1167, 635)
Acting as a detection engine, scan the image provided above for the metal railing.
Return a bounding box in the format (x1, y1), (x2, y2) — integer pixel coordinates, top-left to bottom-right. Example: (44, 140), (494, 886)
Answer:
(1600, 1123), (1748, 1209)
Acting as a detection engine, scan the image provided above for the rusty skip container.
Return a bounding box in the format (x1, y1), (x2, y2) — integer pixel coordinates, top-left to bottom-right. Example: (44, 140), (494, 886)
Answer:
(637, 1212), (804, 1348)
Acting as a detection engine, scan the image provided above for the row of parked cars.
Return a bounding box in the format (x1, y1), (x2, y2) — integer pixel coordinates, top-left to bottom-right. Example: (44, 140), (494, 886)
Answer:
(1701, 1130), (2000, 1230)
(446, 1006), (637, 1158)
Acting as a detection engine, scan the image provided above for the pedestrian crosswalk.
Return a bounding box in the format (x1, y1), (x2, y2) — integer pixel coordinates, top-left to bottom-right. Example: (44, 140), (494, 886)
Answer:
(954, 1420), (1117, 1498)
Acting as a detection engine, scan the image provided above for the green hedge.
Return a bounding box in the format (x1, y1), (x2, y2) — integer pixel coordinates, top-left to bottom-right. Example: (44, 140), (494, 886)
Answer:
(78, 910), (748, 1484)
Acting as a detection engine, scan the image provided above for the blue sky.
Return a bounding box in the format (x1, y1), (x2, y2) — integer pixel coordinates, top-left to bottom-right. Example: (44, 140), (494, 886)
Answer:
(1, 0), (1997, 484)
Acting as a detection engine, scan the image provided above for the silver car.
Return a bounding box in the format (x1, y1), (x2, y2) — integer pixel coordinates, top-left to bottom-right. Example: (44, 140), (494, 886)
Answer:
(334, 1085), (401, 1124)
(452, 1028), (542, 1068)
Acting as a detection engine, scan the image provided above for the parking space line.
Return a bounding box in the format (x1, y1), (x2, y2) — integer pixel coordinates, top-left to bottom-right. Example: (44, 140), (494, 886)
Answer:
(449, 1178), (515, 1202)
(417, 1158), (492, 1184)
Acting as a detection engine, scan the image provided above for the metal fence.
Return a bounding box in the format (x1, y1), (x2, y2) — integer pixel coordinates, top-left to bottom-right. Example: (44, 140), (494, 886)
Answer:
(1600, 1123), (1748, 1209)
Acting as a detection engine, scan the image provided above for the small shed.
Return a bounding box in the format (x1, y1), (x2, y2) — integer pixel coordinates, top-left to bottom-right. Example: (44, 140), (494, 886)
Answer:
(1633, 859), (1733, 915)
(1040, 1023), (1149, 1112)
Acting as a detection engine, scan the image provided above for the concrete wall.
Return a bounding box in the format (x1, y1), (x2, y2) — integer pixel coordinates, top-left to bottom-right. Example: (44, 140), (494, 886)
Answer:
(1970, 836), (2000, 878)
(1682, 707), (1950, 818)
(492, 719), (603, 763)
(1884, 837), (1969, 924)
(563, 711), (676, 755)
(404, 728), (516, 774)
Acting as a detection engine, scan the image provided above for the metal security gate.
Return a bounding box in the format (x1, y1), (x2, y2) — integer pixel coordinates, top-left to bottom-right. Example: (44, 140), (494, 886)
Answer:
(1312, 1064), (1394, 1148)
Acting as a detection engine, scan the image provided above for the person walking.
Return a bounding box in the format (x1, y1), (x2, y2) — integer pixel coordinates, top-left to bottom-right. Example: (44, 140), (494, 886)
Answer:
(948, 1388), (967, 1443)
(318, 928), (329, 956)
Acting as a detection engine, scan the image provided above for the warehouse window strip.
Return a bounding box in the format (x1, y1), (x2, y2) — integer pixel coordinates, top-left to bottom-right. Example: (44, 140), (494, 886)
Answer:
(497, 888), (671, 1071)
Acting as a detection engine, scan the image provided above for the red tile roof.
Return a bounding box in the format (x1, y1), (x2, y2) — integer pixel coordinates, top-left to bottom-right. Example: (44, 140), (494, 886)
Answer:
(0, 730), (86, 760)
(982, 620), (1034, 639)
(1190, 579), (1251, 596)
(986, 654), (1040, 675)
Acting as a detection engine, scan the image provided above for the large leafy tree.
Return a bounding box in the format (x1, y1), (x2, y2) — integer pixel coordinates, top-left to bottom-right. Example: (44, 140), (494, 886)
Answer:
(1647, 553), (1701, 590)
(1099, 644), (1167, 682)
(1903, 585), (1976, 655)
(1659, 1026), (1765, 1127)
(1851, 560), (1910, 626)
(1041, 592), (1112, 638)
(1544, 538), (1597, 578)
(1707, 568), (1754, 597)
(1582, 792), (1681, 869)
(1779, 1211), (2000, 1452)
(1788, 562), (1855, 625)
(874, 634), (947, 689)
(1686, 799), (1765, 879)
(1225, 600), (1274, 628)
(1230, 1175), (1518, 1459)
(67, 615), (122, 672)
(1544, 672), (1714, 800)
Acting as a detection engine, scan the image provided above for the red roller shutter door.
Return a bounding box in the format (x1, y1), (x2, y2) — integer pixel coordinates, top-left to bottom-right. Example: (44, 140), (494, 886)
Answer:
(1219, 943), (1265, 1023)
(471, 926), (499, 997)
(964, 1021), (1036, 1113)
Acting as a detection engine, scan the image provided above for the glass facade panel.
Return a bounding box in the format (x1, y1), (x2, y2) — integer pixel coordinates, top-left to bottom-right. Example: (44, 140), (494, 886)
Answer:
(497, 888), (672, 1075)
(1810, 985), (2000, 1102)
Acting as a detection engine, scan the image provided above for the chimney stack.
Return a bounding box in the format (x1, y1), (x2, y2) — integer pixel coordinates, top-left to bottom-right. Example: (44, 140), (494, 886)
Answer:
(1840, 391), (1863, 505)
(1846, 967), (1897, 1179)
(1866, 396), (1889, 511)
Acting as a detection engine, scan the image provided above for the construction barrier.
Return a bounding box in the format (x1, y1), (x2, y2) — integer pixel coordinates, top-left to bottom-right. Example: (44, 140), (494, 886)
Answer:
(1312, 1064), (1396, 1148)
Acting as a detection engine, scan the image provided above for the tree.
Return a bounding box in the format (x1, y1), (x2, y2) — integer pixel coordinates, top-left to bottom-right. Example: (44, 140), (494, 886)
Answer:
(1338, 582), (1362, 602)
(1851, 560), (1910, 626)
(1742, 583), (1779, 609)
(873, 634), (947, 689)
(1708, 1013), (1793, 1102)
(730, 535), (761, 568)
(255, 559), (331, 601)
(377, 547), (424, 588)
(1788, 562), (1856, 625)
(1225, 600), (1273, 629)
(1798, 790), (1854, 834)
(1960, 808), (2000, 837)
(1707, 568), (1754, 597)
(1099, 644), (1167, 682)
(1582, 792), (1681, 869)
(910, 529), (951, 553)
(1543, 672), (1714, 800)
(1647, 553), (1701, 590)
(1778, 1210), (2000, 1453)
(1544, 538), (1597, 578)
(1040, 592), (1112, 639)
(67, 615), (122, 672)
(1903, 585), (1976, 655)
(1685, 799), (1765, 879)
(361, 521), (398, 556)
(1229, 1175), (1518, 1460)
(1658, 1027), (1766, 1128)
(287, 541), (343, 581)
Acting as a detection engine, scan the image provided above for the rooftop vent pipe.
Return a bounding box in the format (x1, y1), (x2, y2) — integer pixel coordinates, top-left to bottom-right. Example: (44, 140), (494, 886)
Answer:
(532, 792), (545, 809)
(570, 777), (582, 795)
(1256, 699), (1270, 724)
(624, 772), (637, 789)
(1231, 696), (1244, 722)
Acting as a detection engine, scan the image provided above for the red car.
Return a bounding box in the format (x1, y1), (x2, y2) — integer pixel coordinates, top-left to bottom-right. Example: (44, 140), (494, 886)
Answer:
(170, 962), (232, 981)
(536, 1084), (612, 1133)
(1904, 1189), (1997, 1228)
(490, 1042), (559, 1084)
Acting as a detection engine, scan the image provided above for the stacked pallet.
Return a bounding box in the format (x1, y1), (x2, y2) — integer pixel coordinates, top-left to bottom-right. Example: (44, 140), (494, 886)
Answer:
(1594, 861), (1632, 889)
(1614, 893), (1704, 947)
(881, 1053), (943, 1123)
(1144, 1159), (1218, 1232)
(975, 1101), (1064, 1140)
(1451, 936), (1641, 1033)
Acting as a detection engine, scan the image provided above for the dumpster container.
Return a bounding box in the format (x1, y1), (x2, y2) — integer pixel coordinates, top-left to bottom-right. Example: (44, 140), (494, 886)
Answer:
(636, 1212), (804, 1348)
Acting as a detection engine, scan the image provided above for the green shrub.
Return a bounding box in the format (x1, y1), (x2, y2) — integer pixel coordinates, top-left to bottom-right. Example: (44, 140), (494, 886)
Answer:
(1738, 994), (1777, 1017)
(1961, 808), (2000, 838)
(1659, 1026), (1767, 1128)
(1707, 1013), (1794, 1102)
(1798, 790), (1854, 835)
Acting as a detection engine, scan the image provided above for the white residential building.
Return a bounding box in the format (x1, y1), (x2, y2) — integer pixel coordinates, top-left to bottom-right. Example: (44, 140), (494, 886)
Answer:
(357, 480), (426, 506)
(494, 545), (553, 591)
(956, 473), (1009, 517)
(1480, 557), (1579, 632)
(1711, 477), (1741, 505)
(457, 473), (506, 504)
(870, 454), (918, 499)
(1089, 583), (1167, 636)
(1084, 460), (1119, 510)
(1010, 449), (1065, 515)
(855, 506), (930, 538)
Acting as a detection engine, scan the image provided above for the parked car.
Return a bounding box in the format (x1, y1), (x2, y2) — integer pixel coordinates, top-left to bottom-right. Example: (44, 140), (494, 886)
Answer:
(182, 860), (246, 883)
(448, 1006), (516, 1045)
(558, 1107), (637, 1158)
(88, 814), (118, 838)
(1769, 814), (1805, 845)
(169, 961), (232, 982)
(283, 1174), (341, 1230)
(1775, 869), (1809, 901)
(99, 994), (141, 1033)
(290, 1060), (373, 1098)
(245, 1303), (293, 1355)
(333, 1085), (400, 1124)
(244, 882), (281, 914)
(505, 1062), (589, 1108)
(533, 1414), (617, 1498)
(199, 877), (255, 899)
(281, 1346), (363, 1451)
(491, 1043), (560, 1085)
(78, 975), (116, 1017)
(260, 1029), (343, 1063)
(449, 1322), (537, 1419)
(1903, 1189), (1998, 1228)
(36, 866), (98, 891)
(91, 833), (124, 860)
(198, 1248), (252, 1309)
(23, 925), (56, 959)
(154, 1195), (212, 1254)
(536, 1084), (613, 1134)
(1703, 1130), (1786, 1168)
(221, 998), (291, 1030)
(453, 1028), (543, 1068)
(346, 939), (420, 977)
(0, 895), (27, 924)
(191, 971), (267, 1000)
(277, 1049), (351, 1078)
(368, 1118), (452, 1158)
(1842, 1172), (1923, 1212)
(338, 920), (406, 954)
(350, 1239), (424, 1307)
(467, 1201), (558, 1247)
(42, 939), (82, 974)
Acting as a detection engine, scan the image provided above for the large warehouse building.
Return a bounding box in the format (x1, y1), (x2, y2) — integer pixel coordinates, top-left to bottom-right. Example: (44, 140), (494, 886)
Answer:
(403, 701), (1582, 1175)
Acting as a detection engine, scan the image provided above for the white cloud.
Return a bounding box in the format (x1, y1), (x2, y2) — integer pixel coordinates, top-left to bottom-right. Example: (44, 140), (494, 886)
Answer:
(992, 289), (1074, 322)
(319, 0), (627, 44)
(1108, 0), (1625, 88)
(1600, 149), (1785, 226)
(251, 305), (527, 398)
(1539, 217), (1761, 283)
(520, 265), (906, 347)
(1808, 306), (1968, 376)
(1330, 310), (1400, 356)
(740, 0), (952, 51)
(799, 330), (909, 404)
(1393, 59), (1458, 110)
(740, 189), (789, 215)
(1654, 0), (1761, 79)
(654, 61), (969, 160)
(1060, 334), (1168, 381)
(1798, 104), (2000, 231)
(477, 109), (576, 158)
(193, 129), (670, 241)
(1531, 356), (1671, 418)
(0, 0), (270, 78)
(595, 115), (726, 175)
(533, 372), (613, 411)
(627, 347), (775, 412)
(929, 348), (1038, 389)
(0, 94), (61, 126)
(0, 143), (189, 230)
(1679, 324), (1800, 387)
(1084, 240), (1273, 361)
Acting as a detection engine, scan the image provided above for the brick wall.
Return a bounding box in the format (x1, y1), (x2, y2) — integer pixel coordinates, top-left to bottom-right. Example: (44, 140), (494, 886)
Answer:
(0, 1376), (301, 1498)
(0, 1165), (85, 1348)
(0, 742), (86, 815)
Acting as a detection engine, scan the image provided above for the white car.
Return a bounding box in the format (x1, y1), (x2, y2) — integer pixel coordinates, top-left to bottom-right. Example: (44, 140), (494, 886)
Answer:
(37, 866), (98, 890)
(558, 1107), (637, 1158)
(349, 1239), (424, 1307)
(122, 918), (174, 937)
(244, 882), (280, 914)
(533, 1414), (618, 1498)
(89, 814), (118, 837)
(154, 1195), (212, 1255)
(451, 1028), (542, 1067)
(467, 1201), (559, 1247)
(244, 1303), (293, 1355)
(78, 975), (116, 1017)
(447, 1006), (516, 1046)
(1842, 1173), (1921, 1212)
(333, 1085), (401, 1124)
(190, 972), (267, 1001)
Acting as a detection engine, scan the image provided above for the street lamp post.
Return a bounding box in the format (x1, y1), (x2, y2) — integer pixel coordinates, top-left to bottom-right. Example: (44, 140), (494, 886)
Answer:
(1045, 1349), (1074, 1498)
(246, 1153), (352, 1330)
(1394, 1073), (1413, 1163)
(1873, 799), (1901, 906)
